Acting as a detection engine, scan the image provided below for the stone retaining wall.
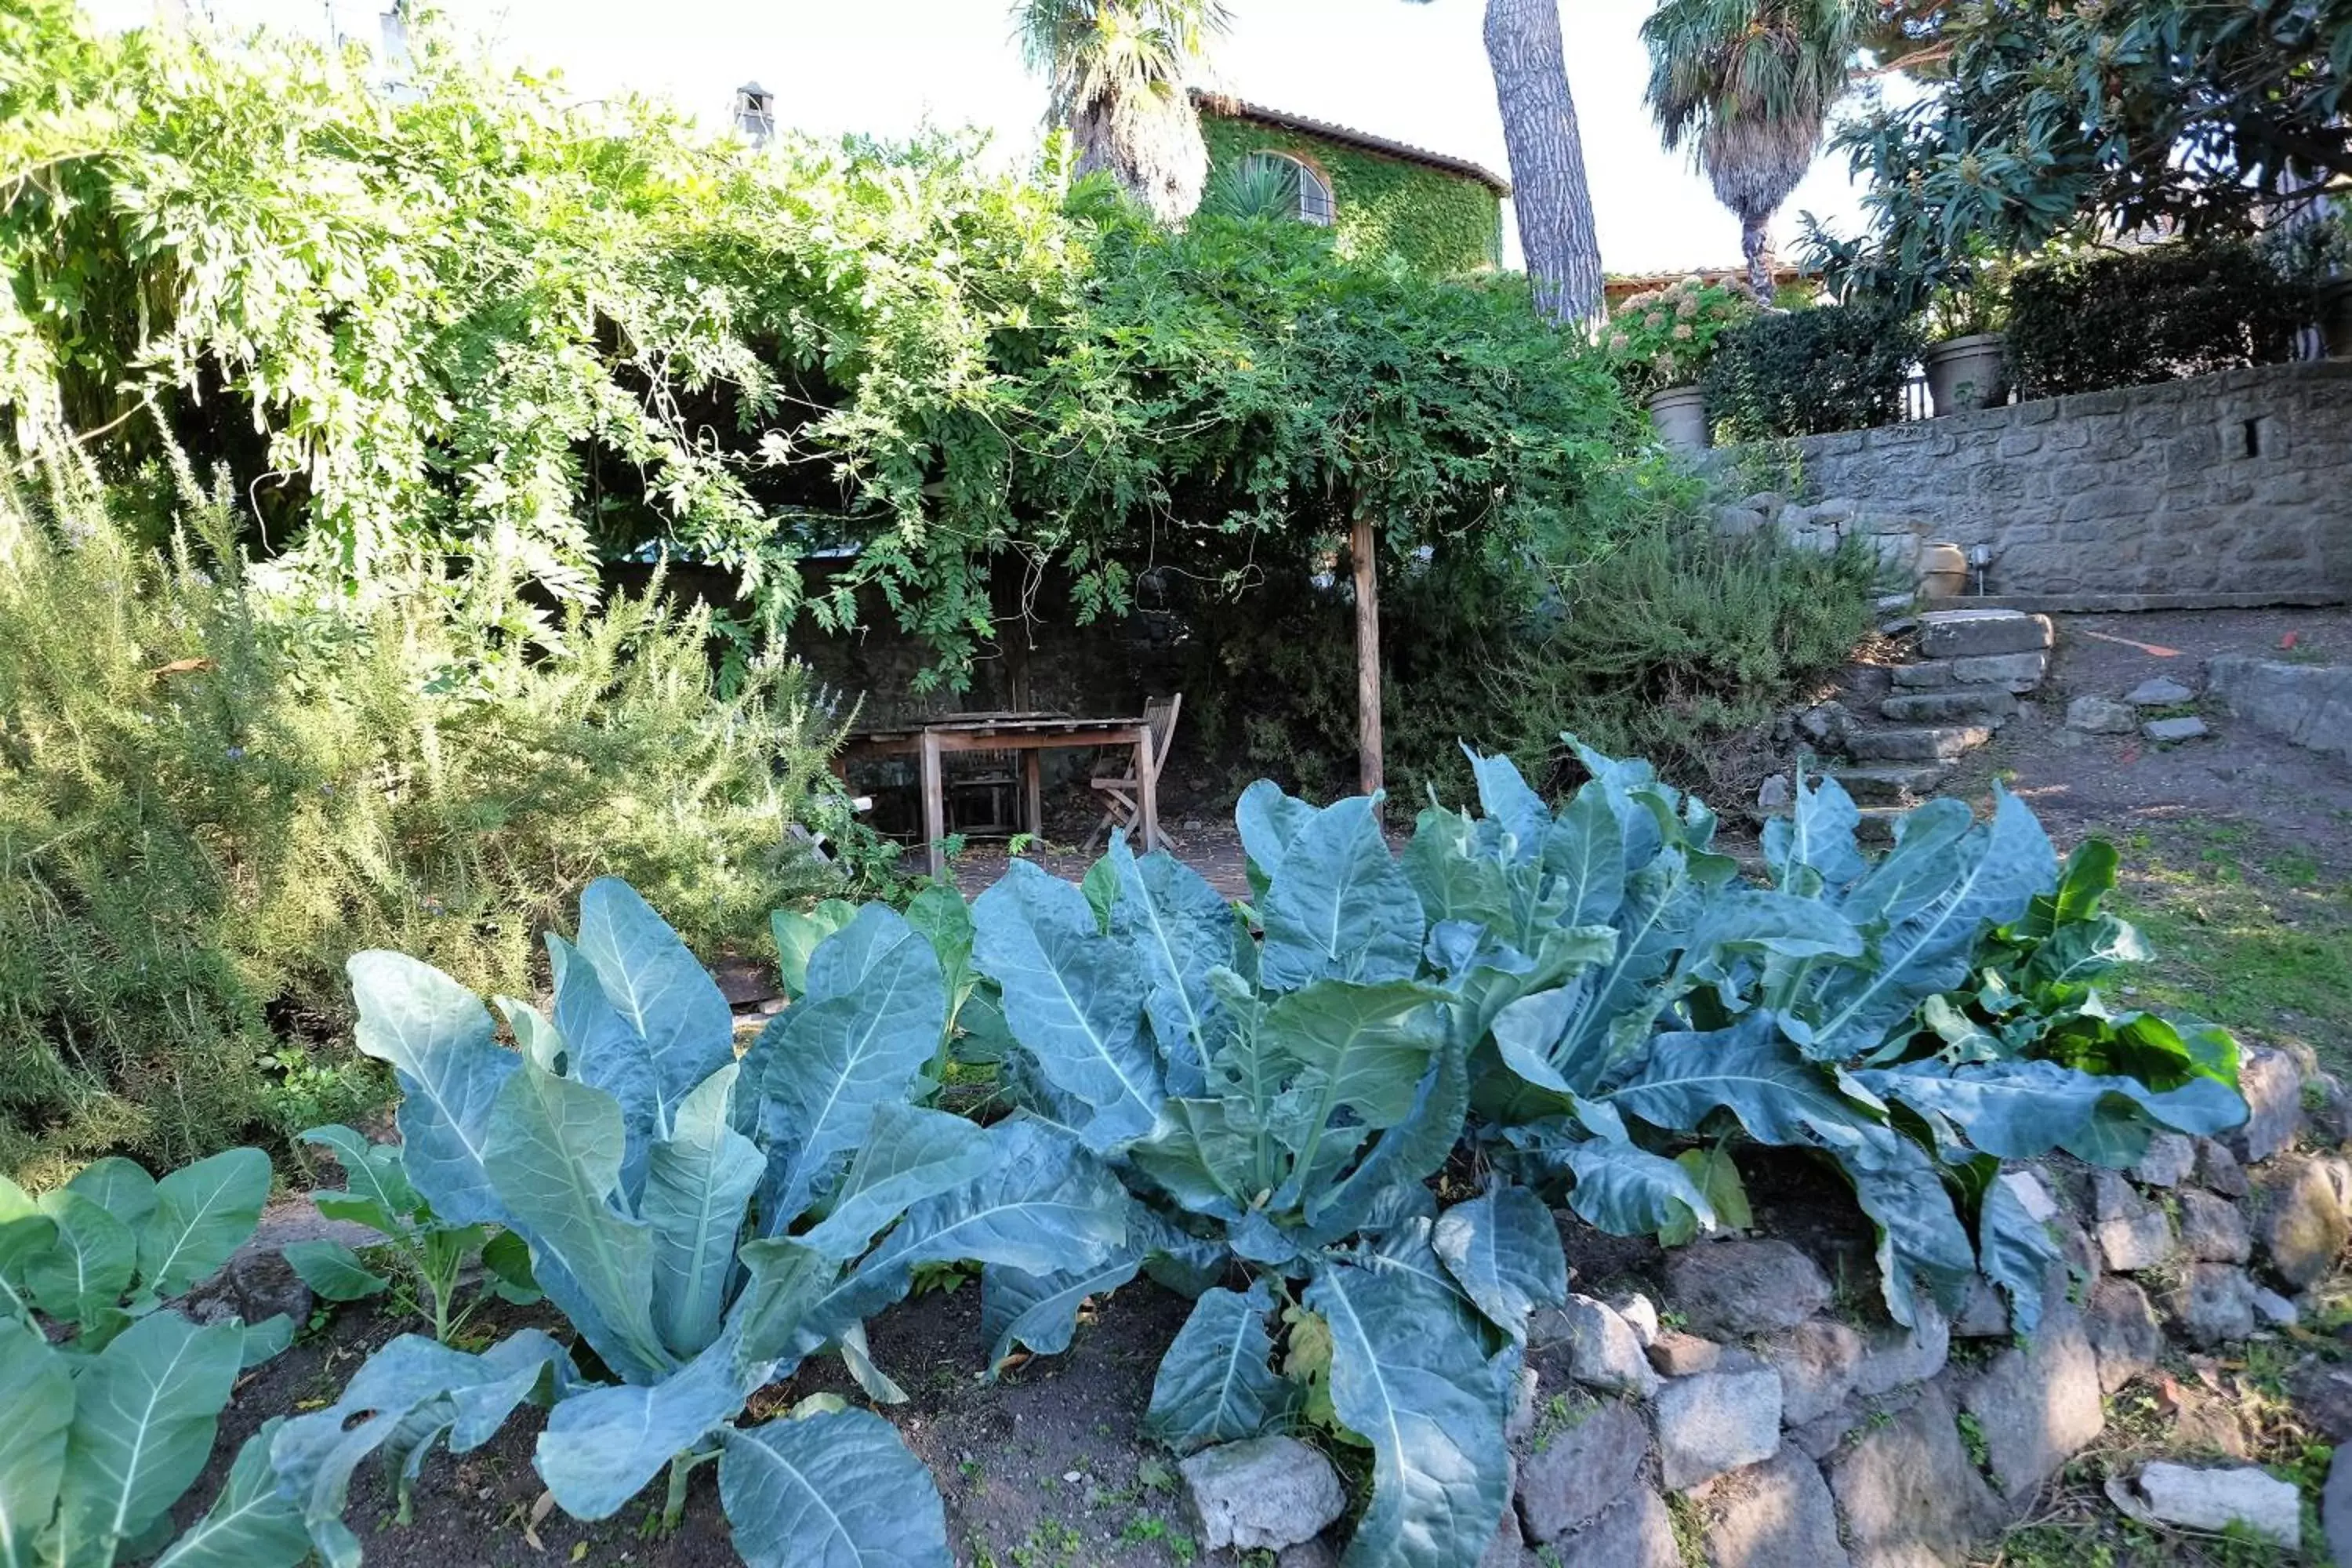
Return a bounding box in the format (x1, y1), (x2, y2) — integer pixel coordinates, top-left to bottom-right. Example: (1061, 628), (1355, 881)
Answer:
(1715, 361), (2352, 600)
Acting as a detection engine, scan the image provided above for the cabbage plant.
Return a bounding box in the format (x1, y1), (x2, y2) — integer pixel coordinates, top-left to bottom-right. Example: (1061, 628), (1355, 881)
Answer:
(971, 804), (1566, 1568)
(1427, 742), (2246, 1331)
(0, 1149), (307, 1568)
(271, 879), (1127, 1568)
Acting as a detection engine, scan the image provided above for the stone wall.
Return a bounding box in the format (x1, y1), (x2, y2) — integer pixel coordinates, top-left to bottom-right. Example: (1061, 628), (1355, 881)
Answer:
(1719, 361), (2352, 600)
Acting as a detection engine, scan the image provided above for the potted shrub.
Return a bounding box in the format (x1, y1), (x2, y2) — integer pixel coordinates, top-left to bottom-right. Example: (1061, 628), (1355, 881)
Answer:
(1604, 275), (1756, 451)
(1922, 253), (2013, 415)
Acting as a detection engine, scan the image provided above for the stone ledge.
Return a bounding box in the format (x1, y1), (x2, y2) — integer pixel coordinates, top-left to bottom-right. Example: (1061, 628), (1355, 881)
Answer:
(1922, 590), (2352, 615)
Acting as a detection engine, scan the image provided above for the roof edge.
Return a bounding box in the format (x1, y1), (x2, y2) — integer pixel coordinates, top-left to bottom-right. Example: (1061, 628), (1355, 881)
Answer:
(1191, 89), (1512, 196)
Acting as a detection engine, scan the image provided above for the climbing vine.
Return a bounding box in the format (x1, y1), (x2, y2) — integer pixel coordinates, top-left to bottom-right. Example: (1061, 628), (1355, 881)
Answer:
(1199, 114), (1504, 277)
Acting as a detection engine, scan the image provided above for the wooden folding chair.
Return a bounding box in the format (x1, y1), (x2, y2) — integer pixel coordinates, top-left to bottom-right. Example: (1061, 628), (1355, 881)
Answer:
(1084, 694), (1181, 854)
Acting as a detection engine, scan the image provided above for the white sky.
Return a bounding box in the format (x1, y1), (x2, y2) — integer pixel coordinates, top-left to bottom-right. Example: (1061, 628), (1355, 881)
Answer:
(94, 0), (1878, 274)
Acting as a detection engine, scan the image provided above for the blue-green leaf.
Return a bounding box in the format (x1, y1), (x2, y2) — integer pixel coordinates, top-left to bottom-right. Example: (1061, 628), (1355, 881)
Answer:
(1856, 1058), (2246, 1161)
(1307, 1261), (1508, 1568)
(755, 906), (946, 1223)
(795, 1103), (998, 1264)
(548, 931), (662, 1175)
(67, 1159), (158, 1232)
(1603, 1013), (1886, 1158)
(1558, 1134), (1716, 1237)
(299, 1125), (419, 1226)
(1844, 1142), (1976, 1328)
(1258, 797), (1425, 993)
(348, 949), (518, 1226)
(281, 1240), (390, 1302)
(1431, 1184), (1567, 1342)
(1543, 783), (1628, 927)
(1145, 1282), (1291, 1454)
(140, 1147), (270, 1298)
(862, 1120), (1127, 1281)
(1463, 749), (1549, 863)
(572, 877), (735, 1132)
(642, 1065), (762, 1359)
(1976, 1174), (2061, 1334)
(1236, 779), (1319, 895)
(1109, 837), (1236, 1094)
(0, 1319), (69, 1568)
(27, 1190), (135, 1327)
(536, 1327), (760, 1519)
(771, 900), (857, 1000)
(980, 1247), (1148, 1373)
(56, 1311), (245, 1563)
(972, 859), (1164, 1152)
(1763, 773), (1867, 892)
(717, 1410), (951, 1568)
(150, 1422), (309, 1568)
(485, 1065), (670, 1382)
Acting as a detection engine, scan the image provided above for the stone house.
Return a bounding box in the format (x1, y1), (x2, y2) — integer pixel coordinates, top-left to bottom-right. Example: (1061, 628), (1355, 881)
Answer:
(1190, 90), (1510, 277)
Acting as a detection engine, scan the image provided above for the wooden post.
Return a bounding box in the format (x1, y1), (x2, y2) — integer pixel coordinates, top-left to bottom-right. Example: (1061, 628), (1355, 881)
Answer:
(1352, 513), (1384, 801)
(920, 728), (946, 880)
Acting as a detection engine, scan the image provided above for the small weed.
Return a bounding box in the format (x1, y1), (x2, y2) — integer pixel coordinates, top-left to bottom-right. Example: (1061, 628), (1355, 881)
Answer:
(1530, 1392), (1595, 1456)
(1956, 1410), (1991, 1473)
(1663, 1490), (1708, 1568)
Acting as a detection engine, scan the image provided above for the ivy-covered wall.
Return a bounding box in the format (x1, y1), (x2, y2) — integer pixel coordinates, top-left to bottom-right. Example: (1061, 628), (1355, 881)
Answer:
(1200, 114), (1504, 278)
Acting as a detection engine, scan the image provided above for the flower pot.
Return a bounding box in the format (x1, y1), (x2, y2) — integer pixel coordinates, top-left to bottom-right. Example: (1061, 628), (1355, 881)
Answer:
(1647, 384), (1708, 452)
(1923, 332), (2009, 416)
(2321, 280), (2352, 361)
(1916, 540), (1969, 599)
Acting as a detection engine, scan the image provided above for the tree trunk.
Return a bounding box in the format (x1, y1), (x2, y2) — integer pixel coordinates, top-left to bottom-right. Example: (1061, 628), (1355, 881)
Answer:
(1742, 212), (1773, 304)
(1483, 0), (1605, 325)
(1351, 513), (1384, 803)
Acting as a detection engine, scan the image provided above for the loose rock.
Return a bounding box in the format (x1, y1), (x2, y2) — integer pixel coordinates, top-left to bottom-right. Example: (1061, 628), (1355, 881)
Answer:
(1180, 1436), (1346, 1552)
(1545, 1487), (1680, 1568)
(1648, 1330), (1722, 1377)
(2230, 1047), (2304, 1163)
(2252, 1287), (2300, 1327)
(2066, 695), (2137, 734)
(1758, 1319), (1865, 1426)
(1538, 1295), (1661, 1399)
(2169, 1263), (2258, 1347)
(1700, 1451), (1852, 1568)
(1999, 1169), (2060, 1222)
(2125, 677), (2196, 706)
(1852, 1302), (1950, 1398)
(1955, 1309), (2105, 1503)
(2096, 1207), (2174, 1272)
(2135, 1462), (2300, 1548)
(1656, 1367), (1784, 1492)
(1515, 1397), (1650, 1544)
(2325, 1446), (2352, 1568)
(1665, 1240), (1834, 1337)
(2179, 1188), (2251, 1264)
(2143, 715), (2209, 742)
(2198, 1138), (2251, 1198)
(2084, 1277), (2162, 1395)
(2256, 1153), (2350, 1289)
(1276, 1542), (1339, 1568)
(1756, 775), (1793, 815)
(180, 1246), (313, 1330)
(2132, 1133), (2197, 1188)
(1611, 1292), (1661, 1348)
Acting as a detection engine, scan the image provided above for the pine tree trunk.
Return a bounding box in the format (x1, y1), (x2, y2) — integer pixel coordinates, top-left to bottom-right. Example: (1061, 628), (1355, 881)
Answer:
(1483, 0), (1604, 325)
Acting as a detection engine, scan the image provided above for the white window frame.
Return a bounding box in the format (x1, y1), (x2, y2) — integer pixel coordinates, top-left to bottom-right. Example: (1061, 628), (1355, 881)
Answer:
(1243, 151), (1334, 227)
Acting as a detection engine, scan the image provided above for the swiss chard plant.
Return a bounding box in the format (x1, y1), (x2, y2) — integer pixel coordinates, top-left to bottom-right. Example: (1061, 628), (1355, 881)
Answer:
(970, 808), (1567, 1568)
(1430, 742), (2246, 1332)
(0, 1149), (308, 1568)
(279, 1123), (542, 1344)
(271, 878), (1128, 1568)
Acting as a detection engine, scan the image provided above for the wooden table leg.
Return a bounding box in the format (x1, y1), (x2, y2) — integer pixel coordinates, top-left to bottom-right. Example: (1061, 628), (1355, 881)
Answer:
(1022, 749), (1043, 843)
(1136, 728), (1160, 853)
(920, 729), (946, 880)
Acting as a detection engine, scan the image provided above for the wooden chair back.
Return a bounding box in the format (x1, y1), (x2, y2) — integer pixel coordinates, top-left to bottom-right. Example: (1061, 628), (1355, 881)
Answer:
(1143, 693), (1181, 780)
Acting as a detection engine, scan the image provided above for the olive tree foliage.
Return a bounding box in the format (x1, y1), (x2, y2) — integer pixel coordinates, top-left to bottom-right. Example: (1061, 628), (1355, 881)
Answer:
(1806, 0), (2352, 307)
(2, 2), (1639, 684)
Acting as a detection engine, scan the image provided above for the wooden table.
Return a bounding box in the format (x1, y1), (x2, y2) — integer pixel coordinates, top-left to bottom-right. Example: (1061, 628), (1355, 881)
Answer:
(838, 713), (1158, 877)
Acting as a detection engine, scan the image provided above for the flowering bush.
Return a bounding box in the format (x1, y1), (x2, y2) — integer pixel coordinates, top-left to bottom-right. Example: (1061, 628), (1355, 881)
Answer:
(1603, 276), (1758, 397)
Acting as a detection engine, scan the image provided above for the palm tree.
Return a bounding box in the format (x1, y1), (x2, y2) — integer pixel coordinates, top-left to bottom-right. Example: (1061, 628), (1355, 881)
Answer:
(1013, 0), (1229, 223)
(1641, 0), (1863, 303)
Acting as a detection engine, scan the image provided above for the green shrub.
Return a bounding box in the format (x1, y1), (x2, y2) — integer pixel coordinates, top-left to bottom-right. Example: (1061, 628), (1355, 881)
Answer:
(1703, 303), (1924, 440)
(2006, 238), (2305, 398)
(0, 460), (840, 1181)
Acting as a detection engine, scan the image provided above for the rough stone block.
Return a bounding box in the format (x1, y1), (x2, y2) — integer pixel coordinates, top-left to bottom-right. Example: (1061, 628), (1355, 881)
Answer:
(2180, 1189), (2250, 1264)
(2133, 1133), (2198, 1187)
(1180, 1436), (1347, 1552)
(2064, 694), (2139, 735)
(2198, 1138), (2252, 1197)
(1757, 1319), (1865, 1427)
(1699, 1450), (1852, 1568)
(1656, 1367), (1784, 1492)
(1544, 1486), (1680, 1568)
(2256, 1153), (2350, 1290)
(2205, 655), (2352, 764)
(2230, 1047), (2306, 1163)
(1955, 1309), (2105, 1504)
(1852, 1303), (1950, 1398)
(1831, 764), (1950, 804)
(2125, 677), (2197, 707)
(1649, 1330), (1722, 1377)
(2143, 715), (2209, 742)
(2084, 1277), (2161, 1394)
(2168, 1262), (2258, 1347)
(2096, 1207), (2175, 1272)
(1918, 608), (2054, 659)
(1826, 1381), (2003, 1568)
(1537, 1295), (1661, 1399)
(1516, 1398), (1650, 1544)
(1845, 725), (1993, 763)
(1951, 651), (2049, 691)
(1999, 1170), (2060, 1223)
(1878, 688), (2019, 725)
(1666, 1240), (1834, 1337)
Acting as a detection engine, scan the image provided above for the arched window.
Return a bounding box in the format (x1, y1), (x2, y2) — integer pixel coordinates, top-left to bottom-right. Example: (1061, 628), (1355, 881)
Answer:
(1242, 152), (1334, 227)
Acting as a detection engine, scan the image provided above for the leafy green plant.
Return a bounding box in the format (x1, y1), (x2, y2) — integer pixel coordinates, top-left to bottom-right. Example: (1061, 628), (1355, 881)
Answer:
(271, 878), (1126, 1568)
(1602, 274), (1758, 396)
(279, 1125), (542, 1344)
(1427, 746), (2245, 1333)
(969, 811), (1567, 1568)
(1700, 301), (1924, 439)
(2004, 238), (2305, 399)
(0, 1148), (305, 1568)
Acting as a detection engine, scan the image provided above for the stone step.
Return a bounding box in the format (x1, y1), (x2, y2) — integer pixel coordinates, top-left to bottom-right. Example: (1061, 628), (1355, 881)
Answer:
(1889, 650), (2049, 694)
(1856, 806), (1906, 846)
(1845, 725), (1994, 763)
(1832, 764), (1951, 804)
(1918, 608), (2055, 659)
(1878, 688), (2020, 725)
